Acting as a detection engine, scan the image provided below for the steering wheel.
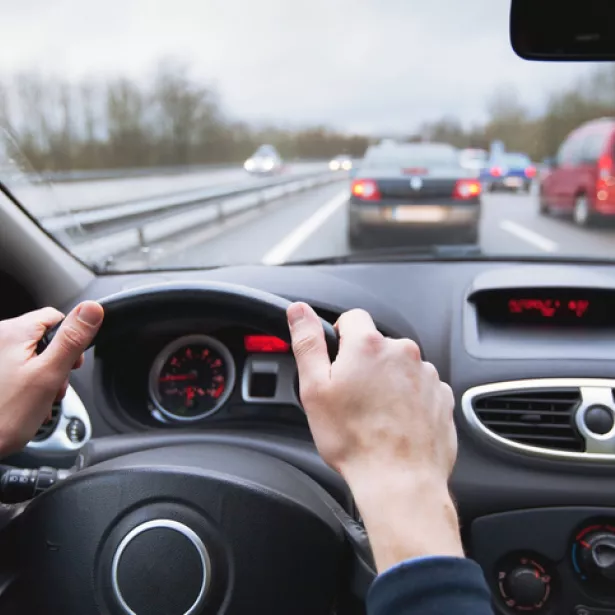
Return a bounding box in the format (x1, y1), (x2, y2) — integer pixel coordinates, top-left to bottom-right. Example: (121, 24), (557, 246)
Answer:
(0, 282), (375, 615)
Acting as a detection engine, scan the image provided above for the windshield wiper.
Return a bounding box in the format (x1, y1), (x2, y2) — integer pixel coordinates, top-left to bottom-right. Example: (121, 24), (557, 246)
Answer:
(287, 243), (484, 265)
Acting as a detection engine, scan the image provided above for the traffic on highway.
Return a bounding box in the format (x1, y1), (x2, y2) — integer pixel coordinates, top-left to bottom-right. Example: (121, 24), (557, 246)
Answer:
(1, 0), (615, 273)
(6, 3), (615, 614)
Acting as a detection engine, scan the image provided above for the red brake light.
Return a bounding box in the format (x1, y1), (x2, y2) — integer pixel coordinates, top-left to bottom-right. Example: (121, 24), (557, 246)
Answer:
(525, 166), (537, 178)
(245, 335), (290, 353)
(453, 179), (481, 200)
(351, 179), (381, 201)
(490, 166), (502, 177)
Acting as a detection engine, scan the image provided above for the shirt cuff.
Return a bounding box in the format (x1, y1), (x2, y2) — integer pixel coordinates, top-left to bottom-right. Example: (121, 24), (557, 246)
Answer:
(367, 556), (494, 615)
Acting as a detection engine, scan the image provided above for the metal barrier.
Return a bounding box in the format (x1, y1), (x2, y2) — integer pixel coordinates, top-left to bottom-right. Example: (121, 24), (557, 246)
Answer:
(54, 170), (345, 269)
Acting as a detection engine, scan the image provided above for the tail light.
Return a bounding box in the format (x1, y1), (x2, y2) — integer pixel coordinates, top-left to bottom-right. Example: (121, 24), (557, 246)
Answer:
(490, 166), (502, 177)
(453, 179), (482, 200)
(351, 179), (381, 201)
(525, 166), (537, 178)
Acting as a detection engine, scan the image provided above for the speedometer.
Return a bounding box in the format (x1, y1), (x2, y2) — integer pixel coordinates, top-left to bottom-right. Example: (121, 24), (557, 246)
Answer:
(148, 335), (236, 422)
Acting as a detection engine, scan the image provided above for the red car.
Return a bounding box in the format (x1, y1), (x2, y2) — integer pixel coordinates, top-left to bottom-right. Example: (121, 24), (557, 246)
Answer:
(540, 118), (615, 226)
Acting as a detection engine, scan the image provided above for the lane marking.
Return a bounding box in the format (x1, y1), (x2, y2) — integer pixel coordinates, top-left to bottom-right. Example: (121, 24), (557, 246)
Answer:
(261, 190), (348, 265)
(499, 219), (558, 252)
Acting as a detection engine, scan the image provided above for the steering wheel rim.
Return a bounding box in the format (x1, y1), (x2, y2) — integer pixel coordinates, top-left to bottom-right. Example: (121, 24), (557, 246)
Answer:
(38, 281), (340, 361)
(1, 282), (377, 615)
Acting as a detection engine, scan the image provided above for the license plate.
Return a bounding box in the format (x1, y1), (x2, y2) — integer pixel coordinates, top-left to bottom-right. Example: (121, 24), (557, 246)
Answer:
(392, 206), (446, 222)
(504, 177), (522, 187)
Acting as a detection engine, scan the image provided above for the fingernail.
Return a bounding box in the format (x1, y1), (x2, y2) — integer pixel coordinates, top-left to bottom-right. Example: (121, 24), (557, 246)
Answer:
(77, 302), (103, 326)
(287, 303), (305, 326)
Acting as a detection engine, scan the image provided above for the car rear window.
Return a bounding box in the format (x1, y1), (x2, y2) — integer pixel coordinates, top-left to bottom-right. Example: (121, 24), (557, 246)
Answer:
(364, 145), (459, 168)
(581, 132), (611, 163)
(503, 154), (531, 167)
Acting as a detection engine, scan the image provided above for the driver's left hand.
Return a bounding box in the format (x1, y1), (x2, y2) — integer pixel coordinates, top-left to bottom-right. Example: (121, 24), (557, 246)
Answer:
(0, 301), (103, 457)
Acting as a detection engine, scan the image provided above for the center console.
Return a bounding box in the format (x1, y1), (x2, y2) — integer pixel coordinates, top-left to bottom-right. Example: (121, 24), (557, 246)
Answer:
(471, 508), (615, 615)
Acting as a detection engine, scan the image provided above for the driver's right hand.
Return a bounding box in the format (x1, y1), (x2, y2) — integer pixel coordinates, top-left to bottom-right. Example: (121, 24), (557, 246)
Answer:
(287, 302), (463, 573)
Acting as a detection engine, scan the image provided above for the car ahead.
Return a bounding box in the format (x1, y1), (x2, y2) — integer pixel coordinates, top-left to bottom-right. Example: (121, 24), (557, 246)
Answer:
(347, 143), (481, 247)
(481, 152), (536, 192)
(329, 155), (353, 171)
(539, 117), (615, 226)
(243, 145), (283, 175)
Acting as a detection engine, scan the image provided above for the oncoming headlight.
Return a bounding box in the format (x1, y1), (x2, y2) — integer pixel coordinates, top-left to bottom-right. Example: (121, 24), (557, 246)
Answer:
(329, 160), (341, 171)
(244, 159), (255, 171)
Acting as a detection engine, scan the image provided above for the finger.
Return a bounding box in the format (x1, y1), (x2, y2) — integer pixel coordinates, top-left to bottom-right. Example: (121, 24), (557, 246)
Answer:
(336, 309), (381, 354)
(73, 354), (84, 370)
(287, 302), (331, 397)
(54, 378), (69, 403)
(2, 307), (64, 345)
(39, 301), (104, 375)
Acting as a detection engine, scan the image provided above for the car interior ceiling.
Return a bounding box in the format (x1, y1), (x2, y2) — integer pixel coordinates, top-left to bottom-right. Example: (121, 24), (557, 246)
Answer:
(5, 2), (615, 615)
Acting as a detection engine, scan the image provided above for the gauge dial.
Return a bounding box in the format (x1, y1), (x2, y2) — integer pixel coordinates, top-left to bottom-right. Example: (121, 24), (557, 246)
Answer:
(149, 335), (236, 422)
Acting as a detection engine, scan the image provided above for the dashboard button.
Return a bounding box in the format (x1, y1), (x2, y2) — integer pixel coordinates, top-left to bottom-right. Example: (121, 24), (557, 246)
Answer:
(496, 555), (553, 612)
(66, 418), (86, 443)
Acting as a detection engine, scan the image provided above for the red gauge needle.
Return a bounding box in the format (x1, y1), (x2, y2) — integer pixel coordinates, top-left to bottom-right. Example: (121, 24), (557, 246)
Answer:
(159, 374), (197, 382)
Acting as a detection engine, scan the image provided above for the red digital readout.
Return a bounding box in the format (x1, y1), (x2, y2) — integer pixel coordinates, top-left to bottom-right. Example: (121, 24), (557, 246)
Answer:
(508, 298), (590, 318)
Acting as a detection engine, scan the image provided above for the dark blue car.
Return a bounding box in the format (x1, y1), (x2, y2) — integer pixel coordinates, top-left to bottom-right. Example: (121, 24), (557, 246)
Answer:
(480, 152), (537, 192)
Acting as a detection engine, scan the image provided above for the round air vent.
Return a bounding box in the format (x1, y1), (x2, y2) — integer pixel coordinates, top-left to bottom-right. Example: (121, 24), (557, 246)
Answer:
(32, 402), (62, 442)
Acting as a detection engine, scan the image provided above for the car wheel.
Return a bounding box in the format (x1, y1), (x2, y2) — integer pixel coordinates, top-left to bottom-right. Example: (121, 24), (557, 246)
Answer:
(348, 224), (366, 249)
(461, 226), (479, 244)
(573, 194), (592, 226)
(539, 191), (551, 215)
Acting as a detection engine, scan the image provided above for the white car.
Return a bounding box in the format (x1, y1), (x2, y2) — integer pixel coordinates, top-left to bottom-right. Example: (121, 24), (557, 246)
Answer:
(329, 155), (353, 171)
(244, 145), (283, 175)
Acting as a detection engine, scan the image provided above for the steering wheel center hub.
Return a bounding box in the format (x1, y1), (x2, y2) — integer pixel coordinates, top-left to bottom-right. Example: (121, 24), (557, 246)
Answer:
(111, 519), (211, 615)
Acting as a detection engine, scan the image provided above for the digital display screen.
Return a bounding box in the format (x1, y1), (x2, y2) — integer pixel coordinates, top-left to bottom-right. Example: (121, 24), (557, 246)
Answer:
(473, 288), (615, 328)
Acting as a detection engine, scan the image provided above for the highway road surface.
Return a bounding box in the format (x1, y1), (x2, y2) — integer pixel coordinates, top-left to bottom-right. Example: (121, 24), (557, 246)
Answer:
(107, 185), (615, 271)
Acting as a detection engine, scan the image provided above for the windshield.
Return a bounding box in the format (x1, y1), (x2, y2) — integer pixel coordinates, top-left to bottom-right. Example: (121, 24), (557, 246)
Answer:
(362, 145), (460, 169)
(0, 1), (613, 270)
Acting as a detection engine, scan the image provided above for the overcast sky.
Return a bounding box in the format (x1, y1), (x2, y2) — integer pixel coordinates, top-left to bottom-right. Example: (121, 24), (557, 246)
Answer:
(0, 0), (599, 134)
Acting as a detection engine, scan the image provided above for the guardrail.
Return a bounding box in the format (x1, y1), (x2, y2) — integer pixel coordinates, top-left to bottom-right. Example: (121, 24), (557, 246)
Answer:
(26, 159), (329, 184)
(50, 170), (346, 269)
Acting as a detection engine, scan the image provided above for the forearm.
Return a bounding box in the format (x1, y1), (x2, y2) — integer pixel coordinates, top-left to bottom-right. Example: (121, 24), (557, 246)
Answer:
(344, 468), (464, 573)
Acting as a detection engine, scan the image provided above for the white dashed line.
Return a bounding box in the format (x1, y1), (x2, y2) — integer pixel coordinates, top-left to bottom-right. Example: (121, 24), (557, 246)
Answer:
(261, 190), (348, 265)
(499, 220), (559, 252)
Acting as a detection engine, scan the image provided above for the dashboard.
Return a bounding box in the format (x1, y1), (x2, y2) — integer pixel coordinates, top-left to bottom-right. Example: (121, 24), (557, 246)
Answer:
(8, 259), (615, 615)
(103, 319), (308, 430)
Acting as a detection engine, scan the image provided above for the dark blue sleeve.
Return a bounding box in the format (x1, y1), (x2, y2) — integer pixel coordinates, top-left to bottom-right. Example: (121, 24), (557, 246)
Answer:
(366, 556), (494, 615)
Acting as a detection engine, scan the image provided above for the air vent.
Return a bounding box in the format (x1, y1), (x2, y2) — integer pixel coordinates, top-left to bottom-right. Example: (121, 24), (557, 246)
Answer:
(472, 388), (583, 452)
(32, 402), (61, 442)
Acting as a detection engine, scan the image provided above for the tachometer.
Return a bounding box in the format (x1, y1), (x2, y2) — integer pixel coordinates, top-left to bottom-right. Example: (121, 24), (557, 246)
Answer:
(149, 335), (236, 422)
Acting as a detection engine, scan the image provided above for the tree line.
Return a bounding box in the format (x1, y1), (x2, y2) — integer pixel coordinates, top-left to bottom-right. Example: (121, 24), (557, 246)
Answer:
(1, 59), (614, 172)
(416, 66), (615, 161)
(0, 60), (371, 172)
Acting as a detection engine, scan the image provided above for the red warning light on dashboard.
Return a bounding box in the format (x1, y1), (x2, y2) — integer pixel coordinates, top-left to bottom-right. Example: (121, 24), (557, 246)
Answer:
(244, 335), (290, 353)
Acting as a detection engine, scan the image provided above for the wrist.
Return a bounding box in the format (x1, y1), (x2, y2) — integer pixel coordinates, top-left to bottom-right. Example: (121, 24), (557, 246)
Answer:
(343, 466), (464, 573)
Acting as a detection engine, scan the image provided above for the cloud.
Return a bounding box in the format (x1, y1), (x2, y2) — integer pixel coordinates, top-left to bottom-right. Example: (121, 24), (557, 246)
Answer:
(0, 0), (597, 133)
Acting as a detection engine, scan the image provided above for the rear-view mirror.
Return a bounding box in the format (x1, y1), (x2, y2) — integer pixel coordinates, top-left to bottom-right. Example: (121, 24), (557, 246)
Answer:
(511, 0), (615, 61)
